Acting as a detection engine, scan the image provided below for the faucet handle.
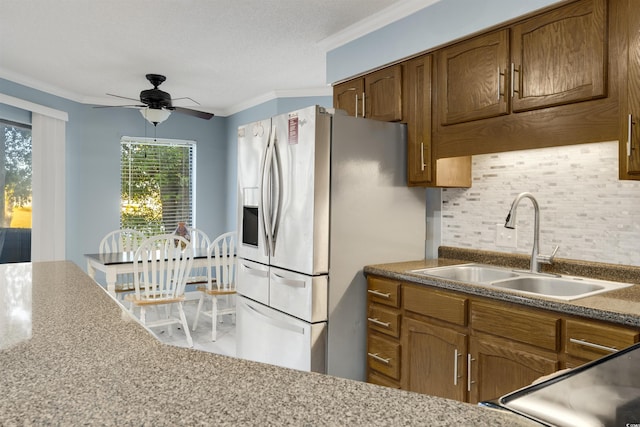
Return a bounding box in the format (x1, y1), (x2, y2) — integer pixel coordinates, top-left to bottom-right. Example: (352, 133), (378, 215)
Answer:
(538, 245), (559, 265)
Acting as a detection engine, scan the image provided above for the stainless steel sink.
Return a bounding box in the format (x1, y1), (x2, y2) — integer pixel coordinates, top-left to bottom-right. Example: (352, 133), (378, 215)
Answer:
(408, 263), (634, 301)
(410, 263), (519, 283)
(491, 275), (632, 300)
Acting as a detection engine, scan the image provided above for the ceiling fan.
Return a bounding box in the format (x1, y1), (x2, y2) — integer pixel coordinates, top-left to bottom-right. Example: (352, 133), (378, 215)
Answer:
(99, 74), (214, 126)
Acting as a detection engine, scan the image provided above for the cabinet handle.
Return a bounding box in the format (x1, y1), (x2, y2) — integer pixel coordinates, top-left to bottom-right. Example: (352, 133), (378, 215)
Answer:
(368, 352), (391, 364)
(569, 338), (618, 354)
(362, 91), (366, 118)
(467, 354), (475, 392)
(510, 63), (520, 98)
(367, 317), (391, 328)
(453, 349), (463, 386)
(497, 67), (502, 101)
(420, 142), (426, 171)
(367, 289), (391, 299)
(628, 114), (634, 157)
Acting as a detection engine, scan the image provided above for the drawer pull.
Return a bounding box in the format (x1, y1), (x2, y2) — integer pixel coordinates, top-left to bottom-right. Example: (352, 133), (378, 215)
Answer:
(367, 317), (391, 328)
(569, 338), (618, 354)
(367, 352), (391, 365)
(368, 289), (391, 299)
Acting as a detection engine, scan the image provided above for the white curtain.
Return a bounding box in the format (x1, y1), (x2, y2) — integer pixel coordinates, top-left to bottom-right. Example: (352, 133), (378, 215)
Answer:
(31, 113), (66, 261)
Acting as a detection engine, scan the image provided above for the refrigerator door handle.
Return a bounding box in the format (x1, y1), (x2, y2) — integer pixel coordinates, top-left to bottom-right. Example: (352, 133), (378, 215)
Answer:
(271, 272), (307, 288)
(239, 261), (269, 278)
(245, 301), (306, 335)
(261, 125), (275, 257)
(270, 136), (283, 255)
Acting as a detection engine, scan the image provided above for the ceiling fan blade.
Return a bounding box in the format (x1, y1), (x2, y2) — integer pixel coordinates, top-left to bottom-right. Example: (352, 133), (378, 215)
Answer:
(106, 93), (141, 102)
(171, 96), (199, 104)
(173, 106), (214, 120)
(93, 104), (145, 109)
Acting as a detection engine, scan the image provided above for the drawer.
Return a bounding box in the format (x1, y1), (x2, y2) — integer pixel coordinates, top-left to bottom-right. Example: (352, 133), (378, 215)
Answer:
(564, 319), (640, 361)
(269, 266), (327, 322)
(367, 304), (401, 338)
(367, 277), (401, 308)
(403, 284), (467, 326)
(471, 300), (560, 351)
(367, 371), (401, 389)
(367, 334), (401, 380)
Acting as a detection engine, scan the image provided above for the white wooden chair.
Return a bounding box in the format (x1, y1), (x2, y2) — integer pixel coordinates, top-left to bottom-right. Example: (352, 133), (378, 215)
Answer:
(99, 229), (146, 299)
(192, 231), (237, 341)
(125, 234), (194, 347)
(186, 226), (211, 284)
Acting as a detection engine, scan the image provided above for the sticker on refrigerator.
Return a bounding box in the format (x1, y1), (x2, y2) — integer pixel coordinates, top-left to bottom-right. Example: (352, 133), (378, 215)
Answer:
(288, 114), (298, 145)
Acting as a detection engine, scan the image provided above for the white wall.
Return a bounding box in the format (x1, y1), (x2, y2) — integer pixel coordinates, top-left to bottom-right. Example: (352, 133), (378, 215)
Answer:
(440, 141), (640, 266)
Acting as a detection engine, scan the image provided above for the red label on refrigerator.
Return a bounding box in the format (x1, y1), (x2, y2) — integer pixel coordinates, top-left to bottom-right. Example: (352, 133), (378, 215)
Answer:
(288, 114), (298, 145)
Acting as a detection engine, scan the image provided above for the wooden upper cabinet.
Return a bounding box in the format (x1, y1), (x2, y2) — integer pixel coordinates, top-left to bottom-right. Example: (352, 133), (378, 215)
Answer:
(333, 65), (402, 121)
(405, 55), (433, 184)
(405, 55), (472, 187)
(365, 65), (403, 121)
(511, 0), (607, 112)
(437, 29), (510, 125)
(623, 0), (640, 175)
(333, 78), (364, 118)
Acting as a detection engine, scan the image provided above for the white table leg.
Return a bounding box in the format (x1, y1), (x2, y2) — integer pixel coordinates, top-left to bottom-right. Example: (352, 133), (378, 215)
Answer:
(105, 269), (117, 298)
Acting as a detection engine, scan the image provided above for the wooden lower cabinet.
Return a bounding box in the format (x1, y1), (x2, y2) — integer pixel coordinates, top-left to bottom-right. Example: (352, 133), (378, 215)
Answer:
(468, 335), (558, 404)
(366, 275), (640, 403)
(402, 317), (467, 401)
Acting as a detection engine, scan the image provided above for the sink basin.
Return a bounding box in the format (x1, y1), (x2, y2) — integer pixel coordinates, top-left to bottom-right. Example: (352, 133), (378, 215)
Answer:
(410, 263), (519, 283)
(491, 275), (633, 300)
(408, 263), (634, 301)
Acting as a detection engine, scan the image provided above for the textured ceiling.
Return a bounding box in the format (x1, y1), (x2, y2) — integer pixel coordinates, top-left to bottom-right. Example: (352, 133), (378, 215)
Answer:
(0, 0), (435, 117)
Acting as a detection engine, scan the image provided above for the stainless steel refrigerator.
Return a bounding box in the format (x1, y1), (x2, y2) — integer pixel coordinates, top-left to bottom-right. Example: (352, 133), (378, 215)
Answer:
(236, 105), (425, 381)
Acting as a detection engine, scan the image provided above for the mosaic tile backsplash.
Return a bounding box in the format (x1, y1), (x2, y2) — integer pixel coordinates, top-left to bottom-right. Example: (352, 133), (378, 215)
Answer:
(441, 141), (640, 266)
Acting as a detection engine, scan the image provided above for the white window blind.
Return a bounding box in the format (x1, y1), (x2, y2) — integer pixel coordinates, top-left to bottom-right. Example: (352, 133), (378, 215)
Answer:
(120, 137), (195, 235)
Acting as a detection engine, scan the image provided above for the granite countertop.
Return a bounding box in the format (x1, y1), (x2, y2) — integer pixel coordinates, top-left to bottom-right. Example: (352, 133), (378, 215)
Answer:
(0, 261), (534, 426)
(364, 247), (640, 328)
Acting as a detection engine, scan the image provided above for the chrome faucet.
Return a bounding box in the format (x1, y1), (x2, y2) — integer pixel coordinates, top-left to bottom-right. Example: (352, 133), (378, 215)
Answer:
(505, 192), (558, 273)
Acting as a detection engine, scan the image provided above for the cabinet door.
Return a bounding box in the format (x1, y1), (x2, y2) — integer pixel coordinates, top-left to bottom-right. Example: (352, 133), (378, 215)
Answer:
(402, 317), (467, 401)
(468, 336), (559, 404)
(437, 29), (510, 125)
(626, 0), (640, 174)
(333, 78), (364, 117)
(365, 65), (403, 121)
(405, 55), (433, 185)
(511, 0), (607, 112)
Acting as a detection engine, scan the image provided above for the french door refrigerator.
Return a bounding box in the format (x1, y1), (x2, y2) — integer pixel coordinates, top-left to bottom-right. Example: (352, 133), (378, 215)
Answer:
(236, 105), (425, 381)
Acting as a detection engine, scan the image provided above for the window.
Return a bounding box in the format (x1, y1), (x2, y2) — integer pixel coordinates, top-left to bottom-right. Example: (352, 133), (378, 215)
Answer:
(120, 137), (195, 236)
(0, 119), (32, 263)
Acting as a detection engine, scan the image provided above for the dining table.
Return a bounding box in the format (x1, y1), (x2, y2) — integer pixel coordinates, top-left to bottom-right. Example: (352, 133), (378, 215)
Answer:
(84, 247), (228, 298)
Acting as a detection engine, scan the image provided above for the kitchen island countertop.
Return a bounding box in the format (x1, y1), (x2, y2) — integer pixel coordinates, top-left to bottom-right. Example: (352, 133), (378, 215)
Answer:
(0, 261), (533, 426)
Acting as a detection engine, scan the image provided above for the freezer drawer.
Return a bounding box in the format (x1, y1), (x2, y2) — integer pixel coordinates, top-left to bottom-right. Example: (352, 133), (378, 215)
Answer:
(237, 296), (327, 373)
(269, 266), (327, 323)
(237, 258), (270, 305)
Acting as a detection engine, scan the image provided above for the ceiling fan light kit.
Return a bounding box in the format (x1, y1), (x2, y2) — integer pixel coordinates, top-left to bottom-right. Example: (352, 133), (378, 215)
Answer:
(140, 107), (171, 126)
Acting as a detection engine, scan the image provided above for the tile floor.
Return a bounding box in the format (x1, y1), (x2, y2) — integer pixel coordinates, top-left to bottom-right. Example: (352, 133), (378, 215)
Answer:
(127, 294), (237, 358)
